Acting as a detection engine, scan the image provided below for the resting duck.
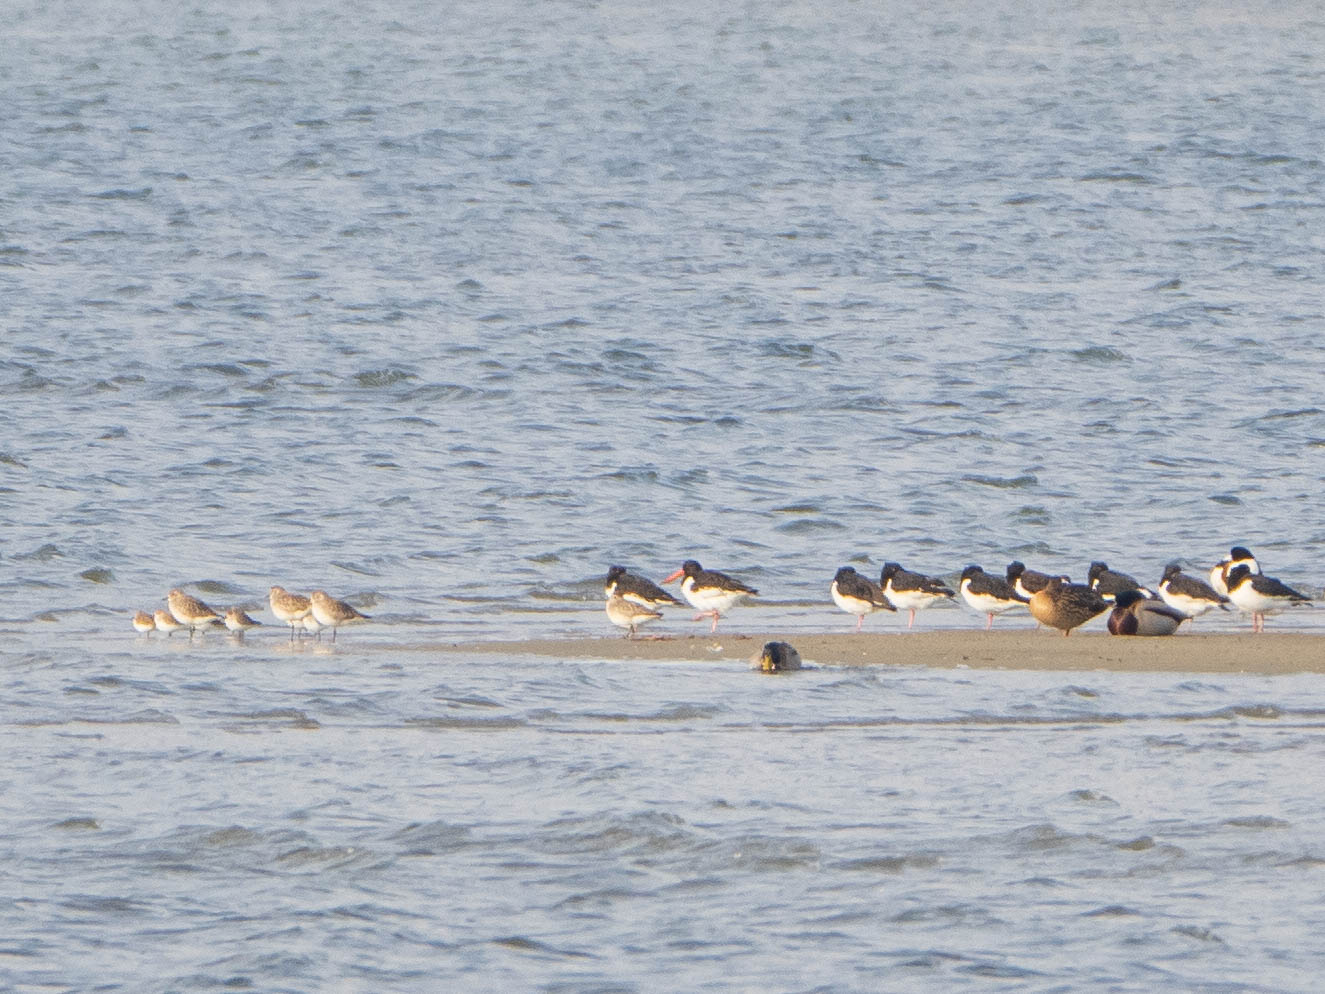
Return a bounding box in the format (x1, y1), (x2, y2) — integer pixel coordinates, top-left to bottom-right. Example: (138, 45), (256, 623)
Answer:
(1107, 590), (1188, 636)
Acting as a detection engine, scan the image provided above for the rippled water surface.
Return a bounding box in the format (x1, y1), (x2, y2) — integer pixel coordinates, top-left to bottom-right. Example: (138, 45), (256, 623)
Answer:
(3, 0), (1325, 988)
(8, 648), (1325, 992)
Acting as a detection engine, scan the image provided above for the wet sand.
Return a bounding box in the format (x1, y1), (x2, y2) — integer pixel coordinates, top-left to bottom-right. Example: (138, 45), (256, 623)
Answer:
(440, 630), (1325, 674)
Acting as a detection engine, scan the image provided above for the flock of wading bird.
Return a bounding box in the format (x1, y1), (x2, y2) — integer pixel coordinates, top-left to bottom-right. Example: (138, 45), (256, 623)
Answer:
(604, 547), (1316, 643)
(131, 586), (371, 642)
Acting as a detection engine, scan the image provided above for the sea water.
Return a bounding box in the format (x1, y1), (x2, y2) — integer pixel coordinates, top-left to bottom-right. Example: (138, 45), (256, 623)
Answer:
(2, 1), (1324, 988)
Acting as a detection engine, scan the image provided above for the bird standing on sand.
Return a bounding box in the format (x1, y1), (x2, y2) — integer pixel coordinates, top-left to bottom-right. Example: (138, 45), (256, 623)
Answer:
(1005, 561), (1063, 602)
(604, 565), (682, 609)
(1225, 564), (1311, 633)
(959, 566), (1028, 631)
(1028, 576), (1109, 637)
(880, 562), (955, 629)
(1087, 561), (1152, 601)
(269, 585), (312, 639)
(605, 593), (663, 638)
(309, 590), (372, 642)
(830, 566), (895, 632)
(1210, 546), (1260, 597)
(1107, 590), (1188, 636)
(662, 560), (758, 633)
(751, 641), (802, 672)
(167, 589), (223, 637)
(1157, 564), (1229, 619)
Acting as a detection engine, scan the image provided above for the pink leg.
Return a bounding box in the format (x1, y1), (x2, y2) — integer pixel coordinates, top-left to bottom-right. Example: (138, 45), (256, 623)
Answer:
(708, 611), (721, 633)
(907, 609), (916, 629)
(985, 613), (993, 631)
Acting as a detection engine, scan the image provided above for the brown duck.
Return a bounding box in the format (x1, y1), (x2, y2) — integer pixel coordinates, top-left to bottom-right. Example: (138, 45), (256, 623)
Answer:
(1029, 576), (1109, 636)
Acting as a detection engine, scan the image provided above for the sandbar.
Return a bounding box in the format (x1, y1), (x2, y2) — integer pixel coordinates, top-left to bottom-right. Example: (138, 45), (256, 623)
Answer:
(439, 630), (1325, 674)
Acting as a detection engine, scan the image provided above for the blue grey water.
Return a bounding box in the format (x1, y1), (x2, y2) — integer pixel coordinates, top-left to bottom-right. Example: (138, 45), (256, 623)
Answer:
(2, 0), (1324, 989)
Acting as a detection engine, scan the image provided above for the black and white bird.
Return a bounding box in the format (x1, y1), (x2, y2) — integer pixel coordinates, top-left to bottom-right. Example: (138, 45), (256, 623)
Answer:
(830, 566), (895, 632)
(1157, 564), (1230, 619)
(1005, 561), (1064, 602)
(880, 562), (955, 629)
(960, 565), (1029, 631)
(1210, 546), (1261, 597)
(604, 565), (683, 609)
(662, 560), (758, 633)
(1087, 561), (1152, 602)
(1225, 564), (1311, 633)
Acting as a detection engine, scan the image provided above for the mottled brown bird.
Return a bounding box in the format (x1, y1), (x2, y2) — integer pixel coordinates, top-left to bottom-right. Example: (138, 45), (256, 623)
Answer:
(1029, 576), (1109, 637)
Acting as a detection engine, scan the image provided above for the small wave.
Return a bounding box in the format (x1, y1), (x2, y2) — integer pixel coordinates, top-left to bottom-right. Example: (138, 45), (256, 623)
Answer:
(1222, 815), (1291, 830)
(1083, 905), (1141, 917)
(12, 543), (63, 561)
(1003, 193), (1050, 206)
(405, 715), (526, 731)
(1064, 789), (1116, 805)
(1070, 346), (1129, 363)
(18, 708), (181, 727)
(91, 187), (153, 200)
(275, 845), (372, 869)
(220, 709), (320, 729)
(490, 935), (595, 959)
(193, 579), (248, 596)
(959, 962), (1046, 980)
(1116, 836), (1155, 851)
(403, 382), (482, 403)
(353, 368), (416, 388)
(1079, 170), (1154, 184)
(536, 810), (696, 857)
(773, 503), (822, 514)
(962, 473), (1038, 489)
(391, 820), (472, 855)
(581, 703), (723, 723)
(774, 518), (846, 534)
(61, 895), (151, 915)
(51, 817), (101, 831)
(833, 853), (939, 873)
(1172, 925), (1225, 944)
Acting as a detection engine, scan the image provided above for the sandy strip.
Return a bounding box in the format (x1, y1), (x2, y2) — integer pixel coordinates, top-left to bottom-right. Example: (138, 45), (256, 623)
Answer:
(437, 630), (1325, 674)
